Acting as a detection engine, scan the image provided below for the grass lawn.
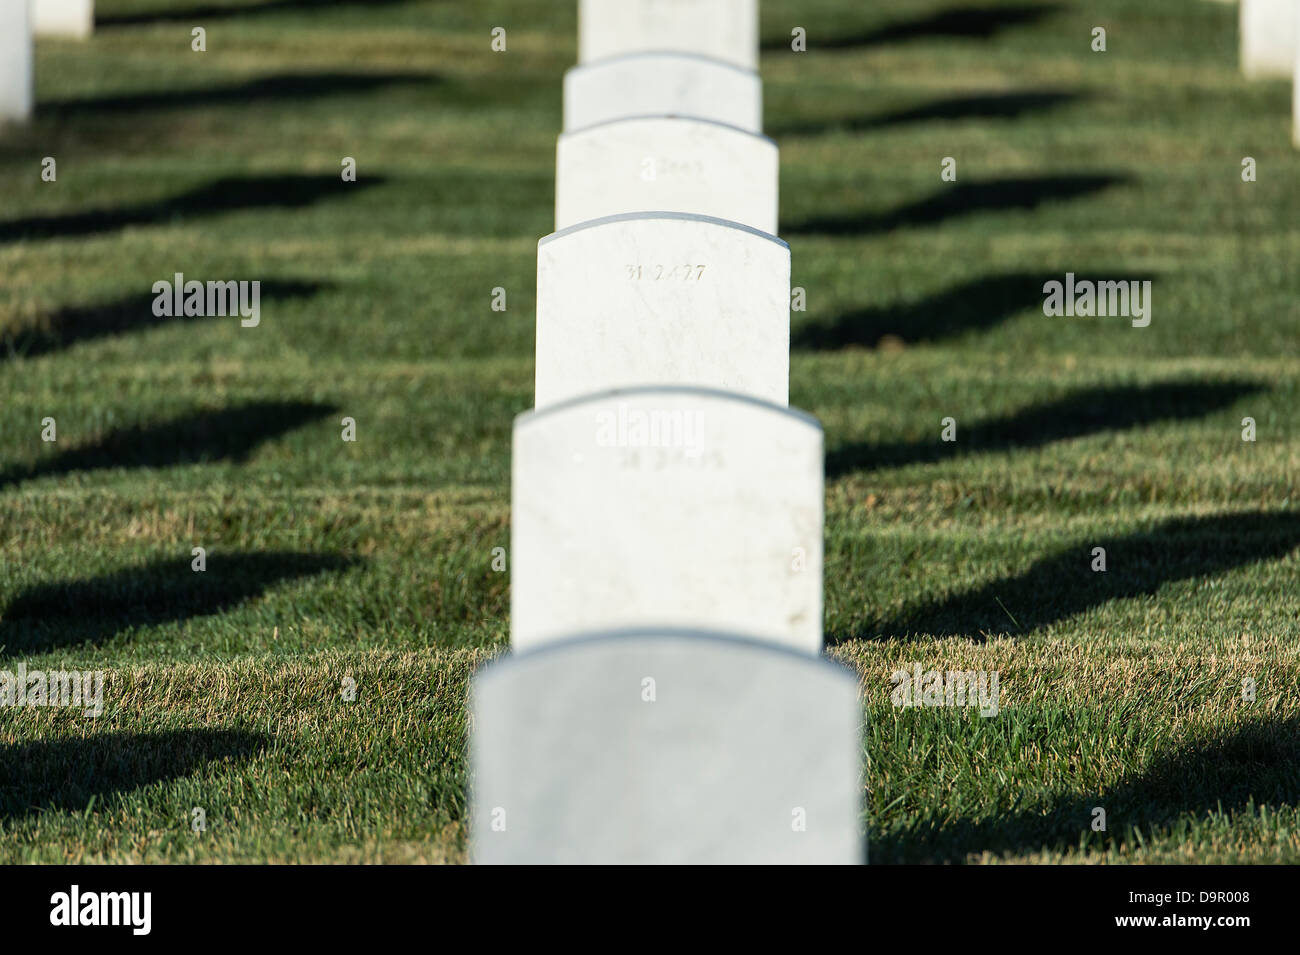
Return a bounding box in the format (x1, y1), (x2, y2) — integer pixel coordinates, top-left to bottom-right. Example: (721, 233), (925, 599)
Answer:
(1, 0), (1297, 864)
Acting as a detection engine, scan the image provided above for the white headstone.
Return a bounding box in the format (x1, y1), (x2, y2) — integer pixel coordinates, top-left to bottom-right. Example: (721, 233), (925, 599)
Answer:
(1295, 39), (1300, 145)
(563, 53), (762, 133)
(536, 213), (789, 407)
(31, 0), (94, 38)
(471, 631), (863, 864)
(555, 117), (779, 234)
(578, 0), (759, 71)
(1241, 0), (1298, 78)
(511, 388), (823, 654)
(1, 1), (33, 123)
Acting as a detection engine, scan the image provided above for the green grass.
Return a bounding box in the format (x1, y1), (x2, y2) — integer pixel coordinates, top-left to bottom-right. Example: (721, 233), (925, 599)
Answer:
(1, 0), (1297, 864)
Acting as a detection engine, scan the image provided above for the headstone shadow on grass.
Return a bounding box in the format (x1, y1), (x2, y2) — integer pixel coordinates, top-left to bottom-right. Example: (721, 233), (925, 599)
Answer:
(97, 0), (417, 28)
(759, 3), (1067, 52)
(786, 173), (1130, 238)
(771, 90), (1086, 138)
(0, 174), (384, 245)
(0, 551), (358, 654)
(833, 510), (1300, 643)
(793, 271), (1051, 350)
(826, 379), (1263, 478)
(1, 280), (327, 361)
(43, 72), (436, 118)
(0, 729), (270, 821)
(871, 715), (1300, 863)
(0, 400), (340, 491)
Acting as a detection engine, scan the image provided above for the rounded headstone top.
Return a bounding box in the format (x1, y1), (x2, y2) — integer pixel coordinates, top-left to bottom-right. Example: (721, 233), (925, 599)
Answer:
(514, 385), (821, 433)
(539, 210), (788, 248)
(560, 112), (778, 147)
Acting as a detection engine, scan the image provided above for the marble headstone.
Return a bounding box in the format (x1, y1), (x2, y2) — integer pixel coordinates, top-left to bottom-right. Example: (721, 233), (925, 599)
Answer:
(535, 213), (789, 407)
(1241, 0), (1298, 78)
(511, 387), (823, 654)
(471, 630), (863, 864)
(555, 116), (779, 234)
(1, 1), (33, 123)
(32, 0), (94, 38)
(1295, 23), (1300, 145)
(563, 53), (762, 133)
(578, 0), (759, 71)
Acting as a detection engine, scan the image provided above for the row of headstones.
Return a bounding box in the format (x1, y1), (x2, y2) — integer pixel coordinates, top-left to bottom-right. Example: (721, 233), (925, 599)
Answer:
(1238, 0), (1300, 145)
(470, 0), (864, 864)
(1, 2), (95, 122)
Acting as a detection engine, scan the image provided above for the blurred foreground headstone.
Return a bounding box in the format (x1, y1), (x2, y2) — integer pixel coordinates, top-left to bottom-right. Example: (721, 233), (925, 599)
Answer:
(471, 631), (863, 864)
